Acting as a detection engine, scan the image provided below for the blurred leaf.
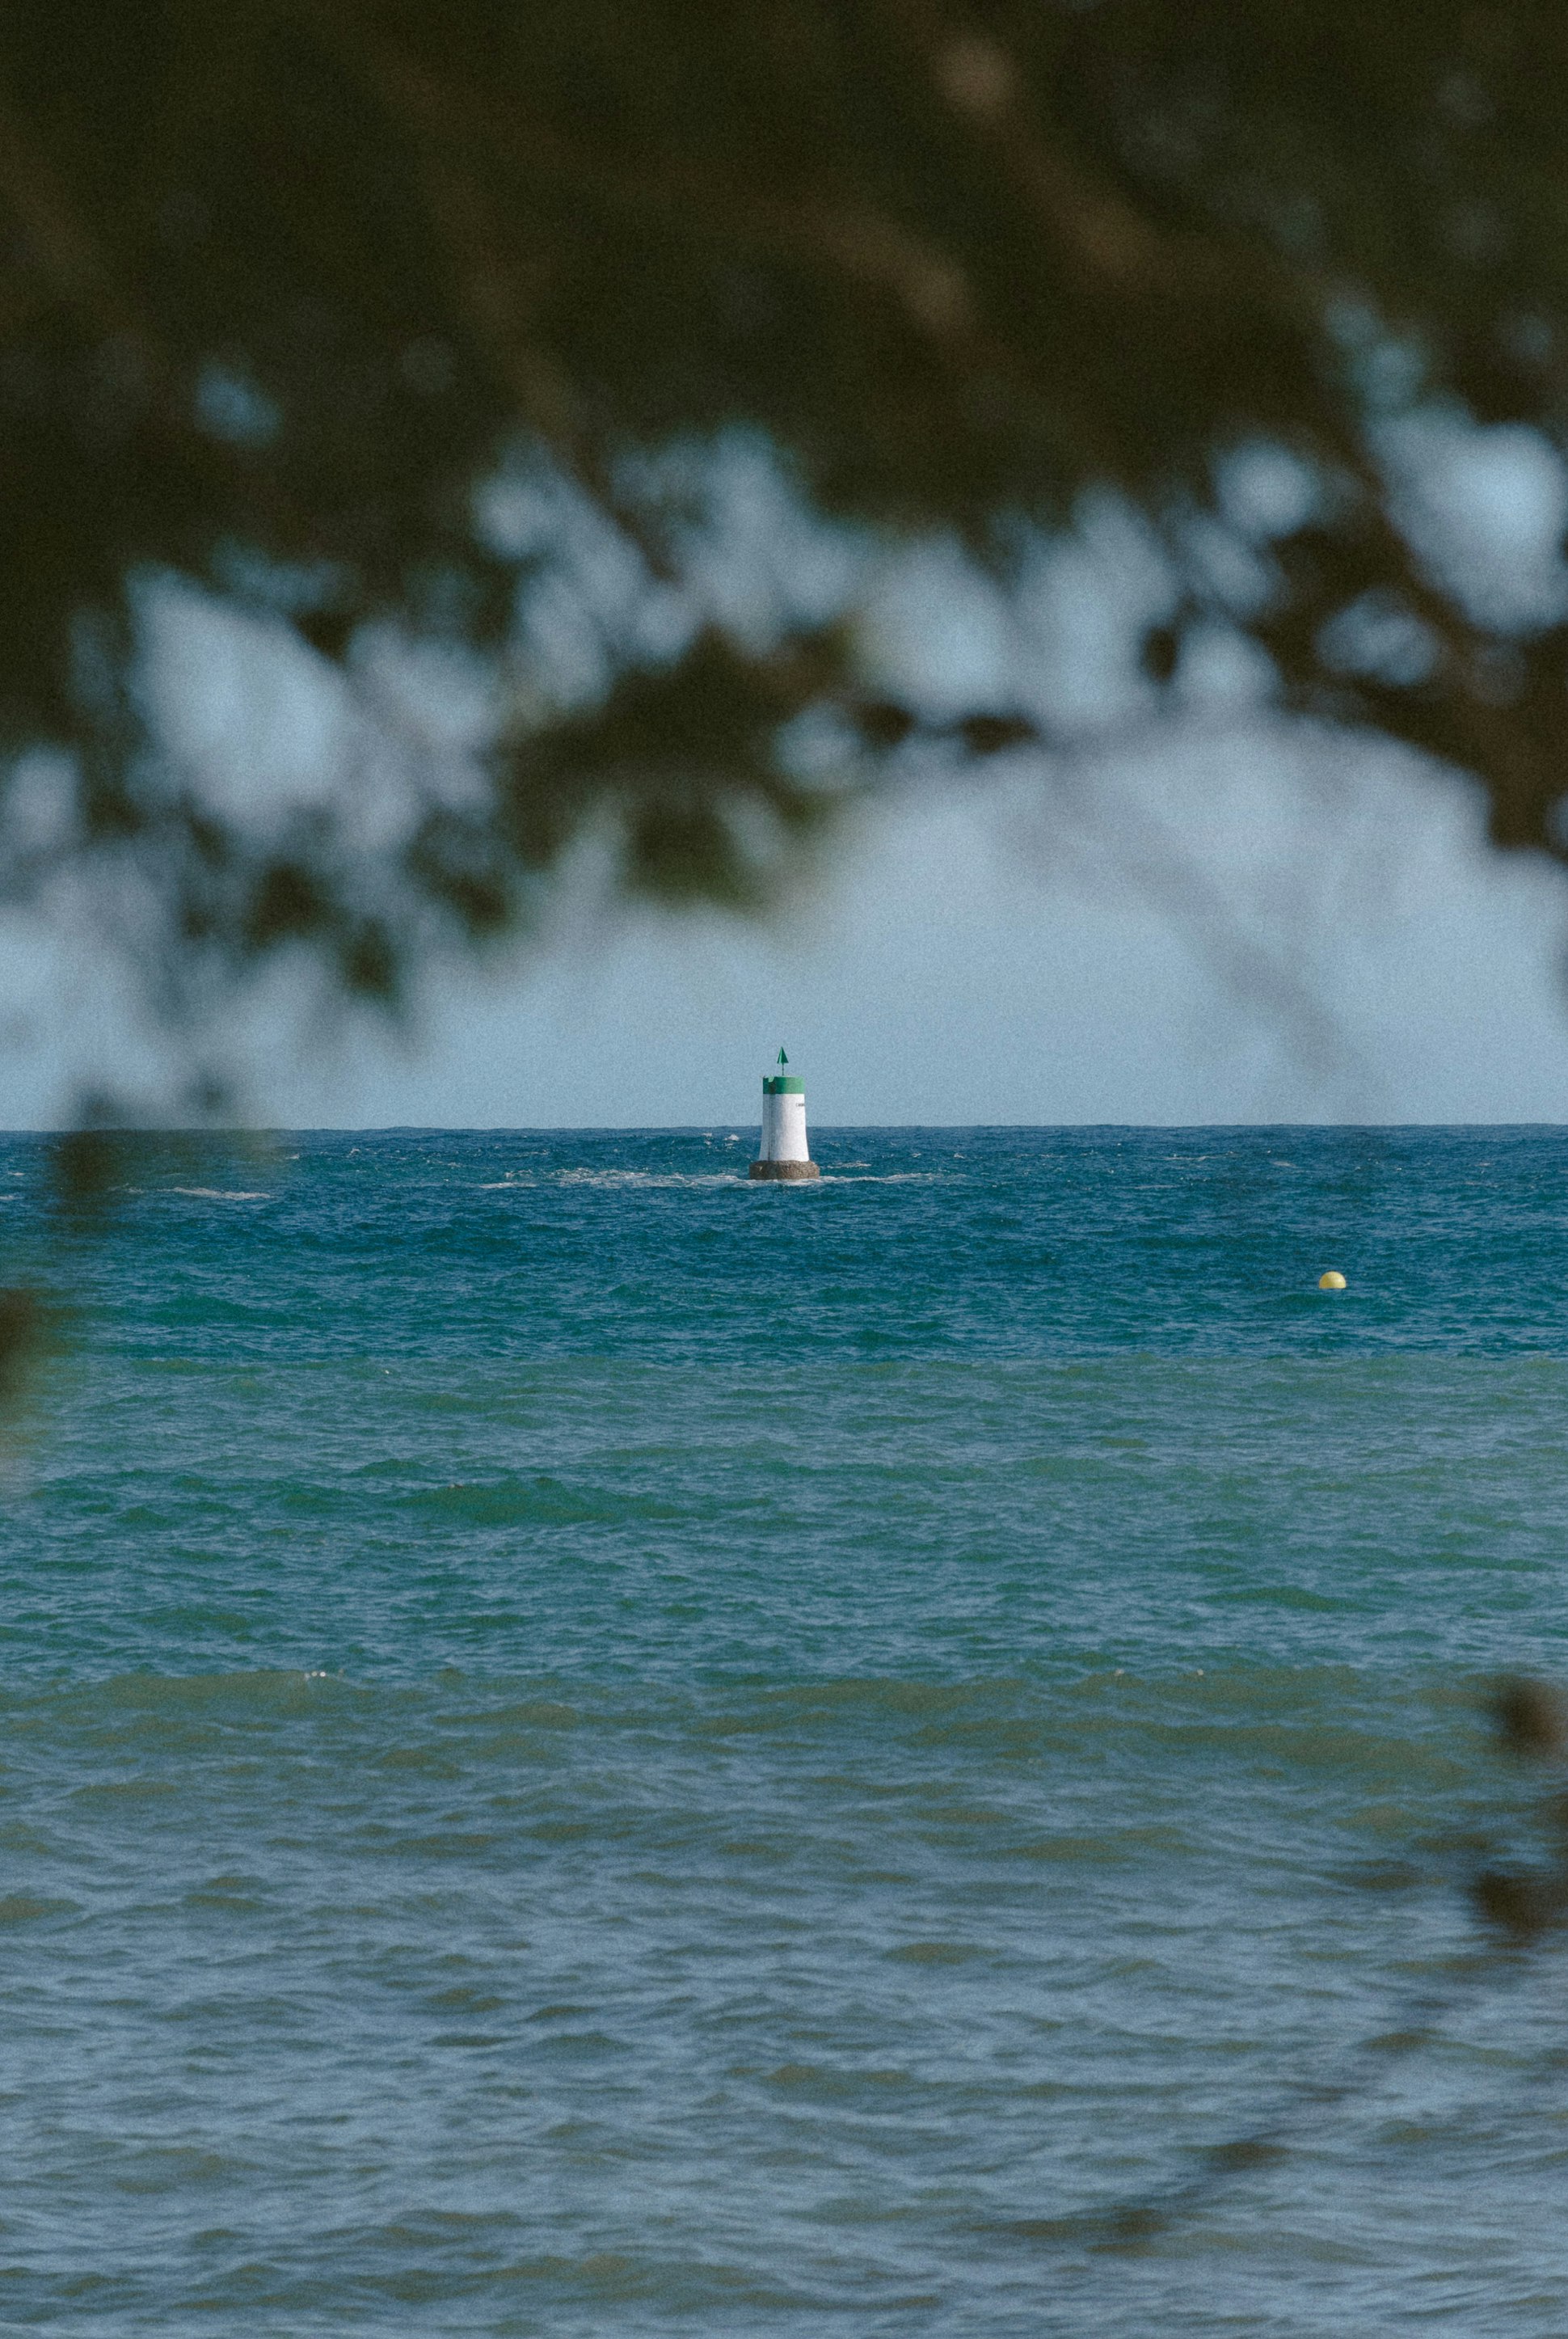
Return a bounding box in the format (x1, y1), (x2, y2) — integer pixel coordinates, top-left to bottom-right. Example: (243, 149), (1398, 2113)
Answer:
(2, 0), (1568, 1014)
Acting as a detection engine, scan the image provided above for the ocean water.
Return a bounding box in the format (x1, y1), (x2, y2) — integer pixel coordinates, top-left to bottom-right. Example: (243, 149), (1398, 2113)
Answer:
(2, 1125), (1567, 2334)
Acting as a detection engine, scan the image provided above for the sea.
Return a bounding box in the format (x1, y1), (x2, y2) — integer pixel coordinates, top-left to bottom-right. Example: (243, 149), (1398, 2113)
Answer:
(1, 1124), (1566, 2336)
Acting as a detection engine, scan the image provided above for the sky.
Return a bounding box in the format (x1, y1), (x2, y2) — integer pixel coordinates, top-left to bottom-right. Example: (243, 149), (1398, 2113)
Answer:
(4, 720), (1568, 1128)
(290, 749), (1568, 1129)
(4, 720), (1556, 1130)
(6, 420), (1568, 1129)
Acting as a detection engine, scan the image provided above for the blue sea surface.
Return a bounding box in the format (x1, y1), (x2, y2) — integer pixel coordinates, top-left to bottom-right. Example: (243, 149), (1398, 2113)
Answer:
(2, 1125), (1567, 2333)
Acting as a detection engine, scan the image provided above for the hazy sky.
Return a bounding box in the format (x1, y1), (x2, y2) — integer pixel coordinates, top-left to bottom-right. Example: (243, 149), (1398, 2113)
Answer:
(8, 422), (1568, 1130)
(9, 728), (1544, 1131)
(4, 710), (1567, 1130)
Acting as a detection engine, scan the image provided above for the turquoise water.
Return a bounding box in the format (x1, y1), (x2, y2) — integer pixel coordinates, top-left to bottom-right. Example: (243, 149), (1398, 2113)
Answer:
(2, 1126), (1567, 2333)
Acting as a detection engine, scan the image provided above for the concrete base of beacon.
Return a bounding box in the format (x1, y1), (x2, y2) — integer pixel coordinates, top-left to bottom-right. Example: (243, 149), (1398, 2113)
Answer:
(748, 1158), (821, 1181)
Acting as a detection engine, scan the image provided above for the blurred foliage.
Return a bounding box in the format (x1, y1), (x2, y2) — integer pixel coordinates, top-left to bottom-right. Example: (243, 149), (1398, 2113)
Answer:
(5, 0), (1568, 1015)
(0, 1284), (44, 1406)
(1473, 1674), (1568, 1932)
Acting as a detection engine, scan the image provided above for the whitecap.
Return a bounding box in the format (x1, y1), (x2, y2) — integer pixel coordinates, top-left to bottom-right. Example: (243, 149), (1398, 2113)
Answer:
(555, 1168), (744, 1188)
(816, 1172), (939, 1184)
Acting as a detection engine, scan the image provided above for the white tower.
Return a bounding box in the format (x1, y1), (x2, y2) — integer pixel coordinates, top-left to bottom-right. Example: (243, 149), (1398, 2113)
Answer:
(749, 1049), (820, 1180)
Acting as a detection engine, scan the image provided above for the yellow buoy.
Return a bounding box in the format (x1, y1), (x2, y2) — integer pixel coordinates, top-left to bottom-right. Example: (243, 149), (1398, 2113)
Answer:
(1318, 1270), (1347, 1290)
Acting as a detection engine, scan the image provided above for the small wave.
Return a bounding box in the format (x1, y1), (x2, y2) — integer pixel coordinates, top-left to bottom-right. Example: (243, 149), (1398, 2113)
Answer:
(402, 1475), (680, 1526)
(817, 1171), (941, 1184)
(554, 1169), (744, 1189)
(0, 1892), (78, 1925)
(171, 1188), (271, 1201)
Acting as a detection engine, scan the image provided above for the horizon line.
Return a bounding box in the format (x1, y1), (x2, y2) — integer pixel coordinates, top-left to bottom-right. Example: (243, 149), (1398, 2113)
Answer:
(3, 1120), (1568, 1137)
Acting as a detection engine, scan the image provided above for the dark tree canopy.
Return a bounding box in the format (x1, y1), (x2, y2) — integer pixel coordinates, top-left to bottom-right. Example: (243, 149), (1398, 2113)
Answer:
(5, 0), (1568, 1028)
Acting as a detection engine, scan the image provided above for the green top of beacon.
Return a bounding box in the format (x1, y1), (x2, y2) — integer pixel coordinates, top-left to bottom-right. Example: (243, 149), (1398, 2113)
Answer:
(750, 1049), (820, 1182)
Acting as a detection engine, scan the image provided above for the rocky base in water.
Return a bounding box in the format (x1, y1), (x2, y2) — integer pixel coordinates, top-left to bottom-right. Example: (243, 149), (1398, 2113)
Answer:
(748, 1157), (821, 1180)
